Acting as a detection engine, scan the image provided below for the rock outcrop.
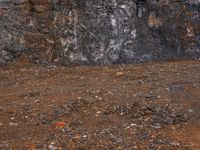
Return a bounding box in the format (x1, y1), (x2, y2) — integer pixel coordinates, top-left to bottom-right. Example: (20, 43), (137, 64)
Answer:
(0, 0), (199, 65)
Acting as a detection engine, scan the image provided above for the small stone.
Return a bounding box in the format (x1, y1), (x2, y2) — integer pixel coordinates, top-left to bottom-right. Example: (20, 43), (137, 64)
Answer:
(9, 122), (18, 126)
(83, 135), (87, 138)
(170, 141), (180, 147)
(115, 72), (124, 77)
(188, 109), (193, 113)
(34, 99), (40, 103)
(48, 142), (58, 150)
(77, 97), (82, 100)
(96, 111), (101, 114)
(74, 135), (81, 139)
(151, 123), (161, 129)
(130, 123), (137, 126)
(157, 95), (161, 99)
(95, 96), (103, 100)
(108, 91), (113, 95)
(133, 146), (138, 149)
(138, 80), (144, 85)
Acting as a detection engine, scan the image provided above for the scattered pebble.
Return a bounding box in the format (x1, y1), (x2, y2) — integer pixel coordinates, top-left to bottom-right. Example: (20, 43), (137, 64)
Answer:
(95, 96), (103, 100)
(95, 111), (102, 116)
(0, 60), (199, 149)
(77, 97), (82, 100)
(48, 142), (58, 150)
(9, 122), (18, 126)
(170, 141), (180, 147)
(188, 109), (193, 113)
(115, 71), (124, 77)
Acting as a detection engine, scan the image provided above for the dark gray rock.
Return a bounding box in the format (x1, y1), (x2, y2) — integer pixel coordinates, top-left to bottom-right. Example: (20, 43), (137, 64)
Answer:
(0, 0), (199, 65)
(0, 49), (13, 64)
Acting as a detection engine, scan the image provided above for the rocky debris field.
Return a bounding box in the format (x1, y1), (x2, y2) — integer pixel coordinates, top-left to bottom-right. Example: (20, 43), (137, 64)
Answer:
(0, 59), (200, 149)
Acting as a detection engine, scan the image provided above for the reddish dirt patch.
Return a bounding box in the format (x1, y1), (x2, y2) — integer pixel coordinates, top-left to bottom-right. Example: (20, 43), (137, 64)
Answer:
(0, 60), (200, 149)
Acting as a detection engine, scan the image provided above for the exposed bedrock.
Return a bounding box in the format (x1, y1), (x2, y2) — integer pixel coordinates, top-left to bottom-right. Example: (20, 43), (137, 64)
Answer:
(0, 0), (199, 65)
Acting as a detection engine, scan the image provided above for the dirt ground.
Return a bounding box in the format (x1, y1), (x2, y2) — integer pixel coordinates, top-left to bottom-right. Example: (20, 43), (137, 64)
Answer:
(0, 58), (200, 150)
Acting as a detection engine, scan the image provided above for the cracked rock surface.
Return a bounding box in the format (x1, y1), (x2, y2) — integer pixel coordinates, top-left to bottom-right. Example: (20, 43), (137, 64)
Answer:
(0, 0), (200, 65)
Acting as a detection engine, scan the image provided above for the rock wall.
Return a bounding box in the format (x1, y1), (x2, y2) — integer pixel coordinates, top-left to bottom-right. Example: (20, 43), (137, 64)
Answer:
(0, 0), (199, 65)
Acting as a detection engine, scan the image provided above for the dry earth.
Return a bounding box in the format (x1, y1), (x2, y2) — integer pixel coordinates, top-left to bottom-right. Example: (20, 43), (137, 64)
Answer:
(0, 58), (200, 149)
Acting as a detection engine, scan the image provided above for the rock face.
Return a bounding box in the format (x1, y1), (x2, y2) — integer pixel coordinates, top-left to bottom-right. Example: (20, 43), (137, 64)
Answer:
(0, 0), (199, 65)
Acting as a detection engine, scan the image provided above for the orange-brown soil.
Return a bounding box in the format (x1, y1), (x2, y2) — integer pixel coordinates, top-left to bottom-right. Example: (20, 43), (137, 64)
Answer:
(0, 59), (200, 149)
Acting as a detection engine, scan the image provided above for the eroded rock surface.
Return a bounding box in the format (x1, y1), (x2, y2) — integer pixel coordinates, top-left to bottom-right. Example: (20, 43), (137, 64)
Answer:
(0, 0), (199, 65)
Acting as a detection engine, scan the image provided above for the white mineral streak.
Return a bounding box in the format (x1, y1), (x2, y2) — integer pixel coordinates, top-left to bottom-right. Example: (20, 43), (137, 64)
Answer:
(131, 30), (137, 39)
(111, 15), (117, 27)
(92, 43), (105, 62)
(120, 4), (132, 17)
(69, 52), (88, 62)
(60, 9), (80, 57)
